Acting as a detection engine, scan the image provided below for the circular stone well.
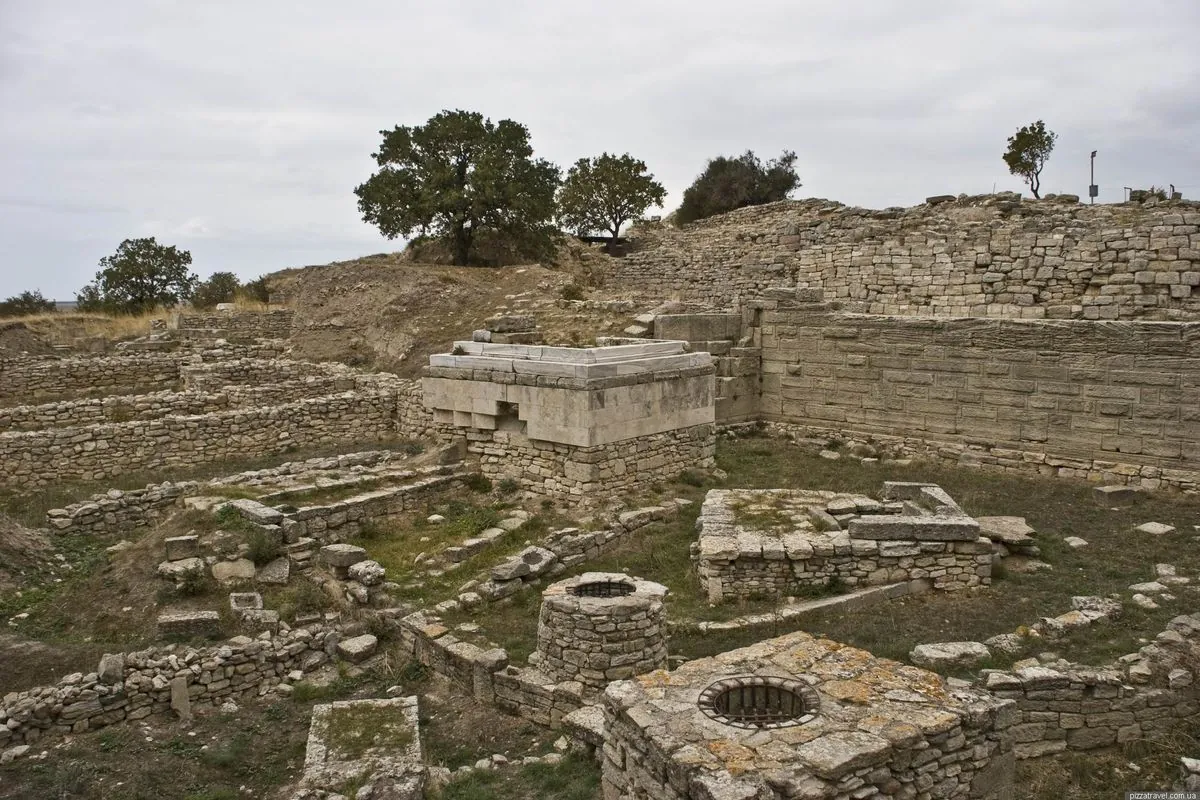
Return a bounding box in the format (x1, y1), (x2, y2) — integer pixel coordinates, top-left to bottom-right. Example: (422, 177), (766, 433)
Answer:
(535, 572), (669, 692)
(698, 675), (820, 730)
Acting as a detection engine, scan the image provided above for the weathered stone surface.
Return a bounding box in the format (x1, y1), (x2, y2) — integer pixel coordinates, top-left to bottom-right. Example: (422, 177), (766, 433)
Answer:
(212, 558), (256, 583)
(157, 557), (205, 580)
(336, 634), (378, 663)
(348, 559), (386, 586)
(164, 535), (199, 561)
(910, 641), (991, 669)
(1136, 521), (1176, 536)
(97, 653), (125, 685)
(976, 516), (1036, 546)
(256, 557), (290, 585)
(320, 543), (368, 569)
(1095, 485), (1145, 506)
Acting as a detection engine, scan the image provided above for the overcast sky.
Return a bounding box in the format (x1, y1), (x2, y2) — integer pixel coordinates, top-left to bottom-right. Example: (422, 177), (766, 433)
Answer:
(2, 1), (1198, 299)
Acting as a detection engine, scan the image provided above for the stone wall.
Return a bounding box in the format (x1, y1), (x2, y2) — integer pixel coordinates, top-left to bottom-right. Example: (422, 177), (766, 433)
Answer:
(0, 391), (398, 489)
(616, 196), (1200, 319)
(0, 354), (186, 406)
(466, 424), (715, 498)
(0, 625), (341, 748)
(171, 309), (295, 339)
(759, 302), (1200, 491)
(977, 613), (1200, 759)
(180, 358), (357, 392)
(696, 485), (990, 602)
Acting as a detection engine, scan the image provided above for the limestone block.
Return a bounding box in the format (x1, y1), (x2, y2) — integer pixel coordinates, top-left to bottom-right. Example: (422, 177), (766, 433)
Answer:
(212, 558), (256, 583)
(164, 535), (200, 561)
(157, 610), (221, 638)
(910, 641), (991, 669)
(320, 543), (368, 568)
(336, 634), (378, 663)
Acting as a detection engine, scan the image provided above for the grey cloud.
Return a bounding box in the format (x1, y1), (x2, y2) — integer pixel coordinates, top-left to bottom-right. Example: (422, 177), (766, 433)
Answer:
(1, 0), (1198, 298)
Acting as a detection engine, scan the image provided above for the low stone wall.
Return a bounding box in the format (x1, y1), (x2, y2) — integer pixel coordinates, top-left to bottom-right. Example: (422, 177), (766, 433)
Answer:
(696, 485), (990, 602)
(180, 358), (357, 392)
(977, 613), (1200, 759)
(46, 481), (199, 535)
(760, 301), (1200, 492)
(0, 391), (398, 490)
(0, 354), (186, 406)
(467, 423), (715, 498)
(0, 625), (340, 748)
(171, 309), (295, 339)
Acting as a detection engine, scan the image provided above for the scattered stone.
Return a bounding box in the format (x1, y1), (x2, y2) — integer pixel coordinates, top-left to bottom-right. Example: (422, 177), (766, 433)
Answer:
(212, 558), (256, 583)
(1131, 594), (1159, 610)
(170, 676), (191, 721)
(320, 543), (368, 569)
(819, 450), (840, 460)
(157, 557), (205, 580)
(230, 592), (264, 613)
(1063, 536), (1089, 549)
(1, 745), (31, 765)
(163, 535), (200, 561)
(1094, 485), (1144, 506)
(256, 557), (290, 585)
(427, 514), (446, 524)
(1071, 596), (1122, 620)
(983, 633), (1025, 655)
(1136, 522), (1176, 536)
(1129, 582), (1168, 594)
(348, 559), (386, 587)
(909, 641), (991, 669)
(336, 634), (378, 663)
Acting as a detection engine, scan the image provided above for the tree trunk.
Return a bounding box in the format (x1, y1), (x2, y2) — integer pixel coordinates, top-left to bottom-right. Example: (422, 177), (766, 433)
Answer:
(453, 221), (471, 266)
(1030, 171), (1041, 199)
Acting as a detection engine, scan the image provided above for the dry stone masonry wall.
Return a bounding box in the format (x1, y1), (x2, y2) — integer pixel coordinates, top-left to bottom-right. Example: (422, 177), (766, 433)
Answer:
(0, 354), (185, 405)
(616, 196), (1200, 319)
(599, 629), (1015, 800)
(758, 298), (1200, 491)
(170, 309), (295, 339)
(696, 482), (990, 602)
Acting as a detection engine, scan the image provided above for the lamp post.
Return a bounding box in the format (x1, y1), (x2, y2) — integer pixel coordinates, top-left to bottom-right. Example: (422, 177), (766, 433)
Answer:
(1090, 151), (1098, 204)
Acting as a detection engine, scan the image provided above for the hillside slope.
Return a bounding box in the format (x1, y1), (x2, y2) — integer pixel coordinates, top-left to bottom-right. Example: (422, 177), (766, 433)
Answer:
(266, 245), (637, 377)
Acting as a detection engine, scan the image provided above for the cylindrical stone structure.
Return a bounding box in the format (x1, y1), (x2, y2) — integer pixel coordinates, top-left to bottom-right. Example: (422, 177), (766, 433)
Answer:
(535, 572), (669, 692)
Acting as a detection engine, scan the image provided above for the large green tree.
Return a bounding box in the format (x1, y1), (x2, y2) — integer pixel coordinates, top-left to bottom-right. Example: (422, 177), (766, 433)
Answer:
(557, 153), (666, 249)
(0, 290), (56, 318)
(354, 110), (561, 266)
(1002, 120), (1057, 199)
(675, 150), (800, 225)
(77, 237), (197, 314)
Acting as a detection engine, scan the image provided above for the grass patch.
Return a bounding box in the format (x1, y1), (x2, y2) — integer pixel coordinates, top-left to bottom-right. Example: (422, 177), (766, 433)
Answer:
(437, 752), (601, 800)
(325, 703), (413, 758)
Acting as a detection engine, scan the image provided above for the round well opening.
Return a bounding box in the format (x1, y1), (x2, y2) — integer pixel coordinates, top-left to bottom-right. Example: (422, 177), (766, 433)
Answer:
(570, 580), (635, 598)
(698, 676), (819, 729)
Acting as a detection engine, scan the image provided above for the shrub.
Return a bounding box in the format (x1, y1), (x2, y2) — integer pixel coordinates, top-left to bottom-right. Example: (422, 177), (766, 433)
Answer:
(498, 477), (521, 495)
(0, 290), (57, 318)
(675, 150), (800, 224)
(560, 283), (585, 301)
(246, 529), (282, 566)
(464, 473), (492, 493)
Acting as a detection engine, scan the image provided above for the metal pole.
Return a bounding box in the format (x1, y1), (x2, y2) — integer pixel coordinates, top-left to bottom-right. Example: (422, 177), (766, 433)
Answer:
(1090, 151), (1095, 204)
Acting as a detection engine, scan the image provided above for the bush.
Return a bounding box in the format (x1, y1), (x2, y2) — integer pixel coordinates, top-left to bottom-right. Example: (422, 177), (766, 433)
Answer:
(675, 150), (800, 224)
(464, 473), (493, 493)
(0, 290), (56, 318)
(246, 529), (282, 566)
(498, 477), (521, 495)
(560, 283), (585, 301)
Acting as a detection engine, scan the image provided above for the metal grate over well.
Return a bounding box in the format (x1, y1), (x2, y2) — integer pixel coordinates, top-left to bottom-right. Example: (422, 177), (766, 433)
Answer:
(698, 676), (820, 730)
(570, 579), (636, 598)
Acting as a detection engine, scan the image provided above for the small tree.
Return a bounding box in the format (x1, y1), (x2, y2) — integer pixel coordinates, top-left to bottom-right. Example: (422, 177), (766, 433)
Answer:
(0, 290), (57, 318)
(1003, 120), (1057, 199)
(77, 238), (197, 314)
(557, 153), (666, 249)
(675, 150), (800, 225)
(354, 110), (561, 266)
(191, 272), (241, 310)
(240, 275), (271, 304)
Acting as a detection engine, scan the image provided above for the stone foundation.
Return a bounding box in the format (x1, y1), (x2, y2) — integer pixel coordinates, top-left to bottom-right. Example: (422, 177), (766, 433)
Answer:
(534, 573), (668, 693)
(423, 341), (716, 498)
(599, 629), (1015, 800)
(697, 482), (990, 602)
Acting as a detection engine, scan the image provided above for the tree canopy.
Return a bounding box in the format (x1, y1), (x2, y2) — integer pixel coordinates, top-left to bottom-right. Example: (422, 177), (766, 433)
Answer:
(557, 153), (666, 247)
(675, 150), (800, 225)
(1002, 120), (1057, 199)
(354, 110), (561, 266)
(191, 272), (242, 310)
(0, 290), (56, 318)
(77, 237), (197, 314)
